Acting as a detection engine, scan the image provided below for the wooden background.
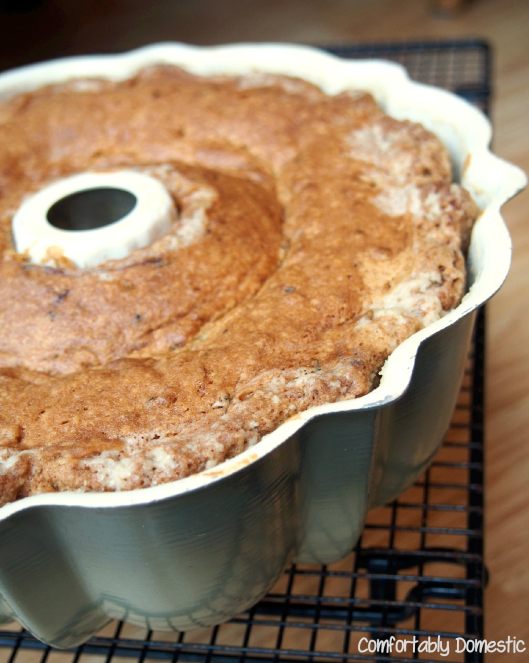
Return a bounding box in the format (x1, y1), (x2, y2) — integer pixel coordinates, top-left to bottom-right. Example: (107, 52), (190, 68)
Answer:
(1, 0), (528, 657)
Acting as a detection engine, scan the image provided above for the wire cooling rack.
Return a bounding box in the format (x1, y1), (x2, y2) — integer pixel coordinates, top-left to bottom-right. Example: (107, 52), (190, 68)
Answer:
(0, 40), (490, 663)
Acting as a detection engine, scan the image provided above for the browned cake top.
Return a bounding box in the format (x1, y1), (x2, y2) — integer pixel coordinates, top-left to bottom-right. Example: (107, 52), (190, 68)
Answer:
(0, 67), (478, 504)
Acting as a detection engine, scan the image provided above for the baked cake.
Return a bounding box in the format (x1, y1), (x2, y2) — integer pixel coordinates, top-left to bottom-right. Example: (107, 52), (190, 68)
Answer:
(0, 66), (478, 505)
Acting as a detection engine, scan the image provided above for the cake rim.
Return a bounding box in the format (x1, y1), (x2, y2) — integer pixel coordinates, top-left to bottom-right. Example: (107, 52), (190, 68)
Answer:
(0, 42), (524, 520)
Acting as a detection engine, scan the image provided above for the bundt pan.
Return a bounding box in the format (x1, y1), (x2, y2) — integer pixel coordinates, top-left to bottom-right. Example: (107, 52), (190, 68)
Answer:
(0, 43), (525, 647)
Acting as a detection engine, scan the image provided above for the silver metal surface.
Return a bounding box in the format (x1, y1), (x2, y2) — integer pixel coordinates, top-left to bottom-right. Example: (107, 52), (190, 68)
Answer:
(0, 313), (475, 647)
(0, 43), (525, 647)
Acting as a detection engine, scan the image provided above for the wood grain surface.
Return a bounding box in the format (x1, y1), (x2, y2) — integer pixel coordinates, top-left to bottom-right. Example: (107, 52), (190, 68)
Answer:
(0, 0), (527, 658)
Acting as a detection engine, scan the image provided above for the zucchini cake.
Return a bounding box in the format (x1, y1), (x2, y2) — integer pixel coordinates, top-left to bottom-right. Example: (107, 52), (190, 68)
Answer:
(0, 66), (478, 505)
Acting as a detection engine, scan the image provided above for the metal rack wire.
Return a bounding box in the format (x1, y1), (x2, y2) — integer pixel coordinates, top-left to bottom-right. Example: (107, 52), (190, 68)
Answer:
(0, 40), (490, 663)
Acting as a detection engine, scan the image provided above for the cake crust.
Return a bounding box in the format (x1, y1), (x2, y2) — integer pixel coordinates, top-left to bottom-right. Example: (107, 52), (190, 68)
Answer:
(0, 67), (478, 504)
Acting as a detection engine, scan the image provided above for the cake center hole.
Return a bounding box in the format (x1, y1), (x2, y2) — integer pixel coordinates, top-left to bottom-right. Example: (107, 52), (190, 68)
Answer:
(46, 187), (137, 231)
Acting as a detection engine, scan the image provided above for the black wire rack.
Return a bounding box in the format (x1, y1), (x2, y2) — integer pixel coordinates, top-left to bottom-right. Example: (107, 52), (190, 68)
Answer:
(0, 40), (491, 663)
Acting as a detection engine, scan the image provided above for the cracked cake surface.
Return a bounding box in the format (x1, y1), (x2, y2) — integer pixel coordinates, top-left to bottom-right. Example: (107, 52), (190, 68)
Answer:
(0, 66), (478, 505)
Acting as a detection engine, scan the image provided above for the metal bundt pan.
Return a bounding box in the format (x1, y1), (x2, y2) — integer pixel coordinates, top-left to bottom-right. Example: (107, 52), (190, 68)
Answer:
(0, 43), (525, 647)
